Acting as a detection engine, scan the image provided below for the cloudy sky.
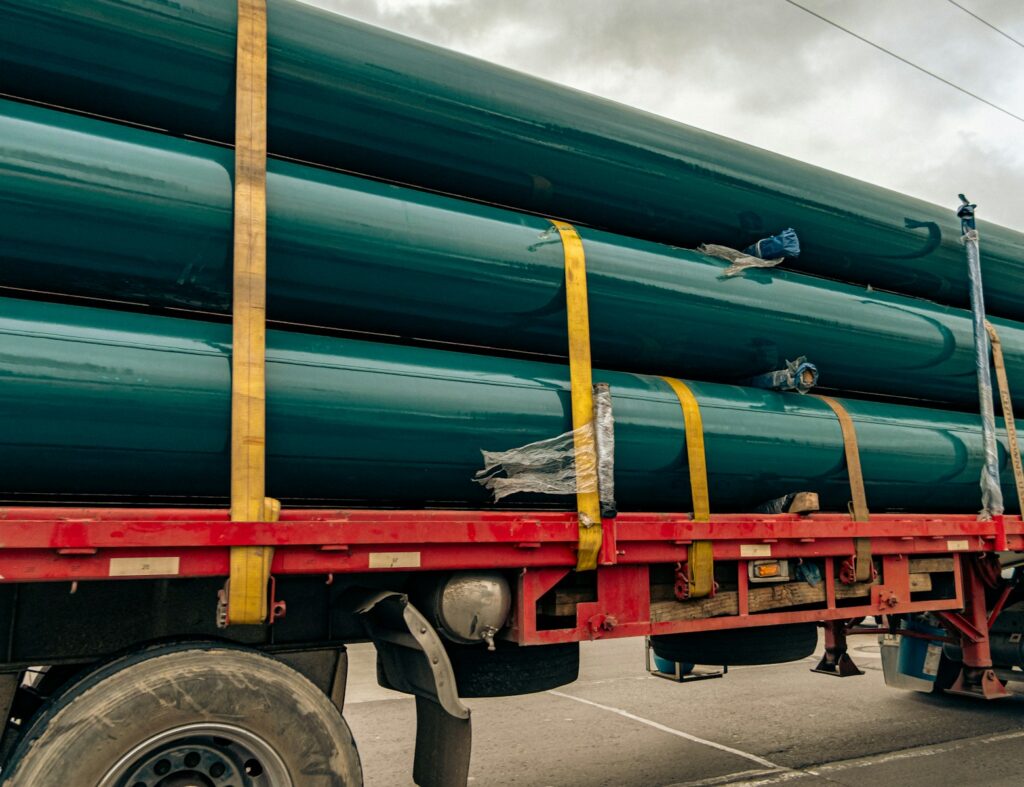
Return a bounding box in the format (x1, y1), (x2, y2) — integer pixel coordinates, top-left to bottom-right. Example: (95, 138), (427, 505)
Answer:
(302, 0), (1024, 231)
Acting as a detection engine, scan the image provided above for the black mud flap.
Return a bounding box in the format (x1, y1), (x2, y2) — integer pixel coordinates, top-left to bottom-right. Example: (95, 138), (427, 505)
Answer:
(343, 589), (471, 787)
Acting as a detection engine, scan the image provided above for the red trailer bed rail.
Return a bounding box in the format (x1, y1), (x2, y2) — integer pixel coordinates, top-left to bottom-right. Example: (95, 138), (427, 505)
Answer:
(2, 507), (1018, 648)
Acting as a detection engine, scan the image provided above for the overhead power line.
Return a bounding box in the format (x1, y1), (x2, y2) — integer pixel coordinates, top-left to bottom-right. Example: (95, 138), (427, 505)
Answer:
(782, 0), (1024, 125)
(946, 0), (1024, 50)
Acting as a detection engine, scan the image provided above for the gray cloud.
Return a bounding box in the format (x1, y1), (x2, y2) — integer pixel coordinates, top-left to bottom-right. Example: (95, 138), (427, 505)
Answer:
(302, 0), (1024, 230)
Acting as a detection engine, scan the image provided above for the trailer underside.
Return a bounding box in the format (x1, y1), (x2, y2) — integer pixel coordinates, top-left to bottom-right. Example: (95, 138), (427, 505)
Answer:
(0, 507), (1018, 785)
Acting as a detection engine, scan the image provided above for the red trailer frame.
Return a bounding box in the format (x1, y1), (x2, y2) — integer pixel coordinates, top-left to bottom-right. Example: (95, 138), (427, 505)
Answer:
(0, 503), (1016, 787)
(4, 506), (1018, 689)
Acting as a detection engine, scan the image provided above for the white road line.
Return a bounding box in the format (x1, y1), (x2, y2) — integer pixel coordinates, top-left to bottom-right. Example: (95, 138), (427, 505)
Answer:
(573, 675), (651, 687)
(663, 767), (788, 786)
(809, 728), (1024, 775)
(726, 770), (814, 785)
(547, 690), (783, 770)
(666, 727), (1024, 786)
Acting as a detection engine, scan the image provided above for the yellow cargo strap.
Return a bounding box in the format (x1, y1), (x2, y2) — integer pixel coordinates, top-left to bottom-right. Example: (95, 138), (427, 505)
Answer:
(813, 395), (871, 582)
(550, 220), (602, 571)
(686, 540), (715, 599)
(813, 395), (869, 522)
(659, 378), (711, 522)
(228, 0), (276, 624)
(987, 321), (1024, 514)
(660, 377), (714, 598)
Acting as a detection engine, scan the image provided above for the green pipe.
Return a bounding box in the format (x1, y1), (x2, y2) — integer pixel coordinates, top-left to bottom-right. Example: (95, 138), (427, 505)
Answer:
(0, 296), (1018, 513)
(1, 1), (1022, 317)
(2, 99), (1022, 409)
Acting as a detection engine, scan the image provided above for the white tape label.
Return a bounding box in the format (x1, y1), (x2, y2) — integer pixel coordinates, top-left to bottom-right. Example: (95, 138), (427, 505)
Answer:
(369, 552), (421, 569)
(923, 643), (943, 677)
(946, 539), (970, 551)
(109, 557), (181, 577)
(740, 544), (772, 558)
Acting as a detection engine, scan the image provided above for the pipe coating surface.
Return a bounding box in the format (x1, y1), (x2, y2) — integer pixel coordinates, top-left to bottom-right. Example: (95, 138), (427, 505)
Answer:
(1, 1), (1022, 316)
(1, 100), (1022, 409)
(0, 297), (1019, 512)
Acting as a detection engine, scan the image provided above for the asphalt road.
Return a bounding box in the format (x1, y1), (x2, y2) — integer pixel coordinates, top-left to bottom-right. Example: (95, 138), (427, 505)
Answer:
(343, 637), (1024, 786)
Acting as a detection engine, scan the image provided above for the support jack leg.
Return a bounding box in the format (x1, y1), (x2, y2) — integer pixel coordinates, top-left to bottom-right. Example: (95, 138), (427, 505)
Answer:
(948, 666), (1009, 700)
(940, 556), (1011, 700)
(811, 621), (864, 677)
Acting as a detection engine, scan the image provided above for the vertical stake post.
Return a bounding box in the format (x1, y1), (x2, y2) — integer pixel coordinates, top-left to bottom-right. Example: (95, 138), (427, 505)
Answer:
(959, 195), (1003, 519)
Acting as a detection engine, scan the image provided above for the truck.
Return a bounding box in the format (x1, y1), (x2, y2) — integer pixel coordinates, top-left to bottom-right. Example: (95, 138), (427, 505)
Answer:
(0, 1), (1022, 785)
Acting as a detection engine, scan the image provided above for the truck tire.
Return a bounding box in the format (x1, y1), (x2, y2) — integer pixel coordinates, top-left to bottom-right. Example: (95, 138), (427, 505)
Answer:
(2, 643), (362, 787)
(445, 640), (579, 697)
(651, 623), (817, 666)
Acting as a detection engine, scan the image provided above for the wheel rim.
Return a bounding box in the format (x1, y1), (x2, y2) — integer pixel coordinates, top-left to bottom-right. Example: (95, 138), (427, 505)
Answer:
(98, 722), (292, 787)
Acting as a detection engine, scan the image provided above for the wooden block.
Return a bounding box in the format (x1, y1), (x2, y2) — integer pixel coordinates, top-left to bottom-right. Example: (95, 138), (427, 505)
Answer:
(650, 574), (932, 623)
(551, 564), (940, 621)
(909, 557), (955, 574)
(651, 592), (739, 623)
(539, 588), (596, 617)
(787, 491), (819, 514)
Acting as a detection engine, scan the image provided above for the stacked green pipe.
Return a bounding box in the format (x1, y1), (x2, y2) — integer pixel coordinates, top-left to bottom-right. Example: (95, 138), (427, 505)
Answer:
(2, 0), (1023, 317)
(1, 99), (1022, 410)
(0, 296), (1019, 512)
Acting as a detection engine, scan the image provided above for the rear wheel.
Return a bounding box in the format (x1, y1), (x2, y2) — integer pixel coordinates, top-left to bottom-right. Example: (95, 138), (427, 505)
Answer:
(651, 623), (817, 666)
(445, 640), (579, 697)
(2, 644), (362, 787)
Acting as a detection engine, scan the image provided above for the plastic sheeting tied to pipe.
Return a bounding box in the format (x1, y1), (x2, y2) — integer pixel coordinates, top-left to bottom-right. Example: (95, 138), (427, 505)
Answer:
(1, 99), (1024, 412)
(743, 229), (801, 261)
(475, 383), (616, 507)
(1, 296), (1023, 513)
(745, 357), (819, 394)
(2, 1), (1024, 319)
(698, 243), (787, 278)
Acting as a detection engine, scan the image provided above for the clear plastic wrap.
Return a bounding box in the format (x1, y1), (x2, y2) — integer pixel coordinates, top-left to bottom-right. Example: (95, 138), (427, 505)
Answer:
(476, 384), (616, 506)
(475, 423), (598, 501)
(593, 383), (616, 516)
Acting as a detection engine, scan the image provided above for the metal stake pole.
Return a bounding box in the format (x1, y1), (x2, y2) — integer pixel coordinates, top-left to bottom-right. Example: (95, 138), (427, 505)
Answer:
(959, 195), (1003, 519)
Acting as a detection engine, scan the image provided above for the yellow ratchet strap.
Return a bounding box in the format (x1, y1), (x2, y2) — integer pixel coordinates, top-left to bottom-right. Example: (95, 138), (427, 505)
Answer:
(660, 377), (714, 598)
(813, 395), (871, 582)
(987, 320), (1024, 513)
(687, 540), (715, 599)
(660, 378), (711, 521)
(228, 0), (277, 625)
(550, 220), (603, 571)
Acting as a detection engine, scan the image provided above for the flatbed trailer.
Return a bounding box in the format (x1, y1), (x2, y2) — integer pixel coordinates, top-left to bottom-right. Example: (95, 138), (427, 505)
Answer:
(1, 3), (1021, 785)
(3, 506), (1021, 785)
